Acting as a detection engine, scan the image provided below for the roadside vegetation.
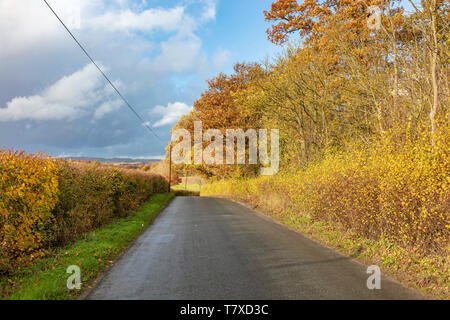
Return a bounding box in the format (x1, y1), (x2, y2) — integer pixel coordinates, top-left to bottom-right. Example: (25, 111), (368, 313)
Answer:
(0, 149), (169, 297)
(0, 193), (174, 300)
(171, 184), (202, 197)
(172, 0), (449, 298)
(172, 184), (201, 191)
(202, 125), (449, 298)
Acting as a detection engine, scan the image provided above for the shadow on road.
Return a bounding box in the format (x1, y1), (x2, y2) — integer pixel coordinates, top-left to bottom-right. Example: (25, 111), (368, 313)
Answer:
(172, 190), (200, 197)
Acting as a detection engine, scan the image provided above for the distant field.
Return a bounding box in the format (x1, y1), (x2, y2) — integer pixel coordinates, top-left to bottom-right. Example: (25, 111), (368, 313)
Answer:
(172, 184), (202, 192)
(172, 184), (201, 191)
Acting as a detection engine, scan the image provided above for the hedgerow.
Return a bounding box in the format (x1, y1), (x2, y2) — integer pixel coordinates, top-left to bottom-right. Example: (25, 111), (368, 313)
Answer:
(0, 150), (168, 274)
(202, 126), (450, 254)
(0, 150), (59, 272)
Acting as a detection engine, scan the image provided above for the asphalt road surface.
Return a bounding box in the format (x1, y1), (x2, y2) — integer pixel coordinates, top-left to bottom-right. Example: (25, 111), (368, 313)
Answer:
(87, 197), (423, 300)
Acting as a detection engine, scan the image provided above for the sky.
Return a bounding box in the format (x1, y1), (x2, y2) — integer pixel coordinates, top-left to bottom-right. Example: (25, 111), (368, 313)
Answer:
(0, 0), (419, 159)
(0, 0), (280, 159)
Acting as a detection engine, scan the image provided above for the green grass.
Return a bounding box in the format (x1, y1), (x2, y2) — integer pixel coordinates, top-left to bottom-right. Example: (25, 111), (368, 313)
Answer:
(0, 193), (174, 300)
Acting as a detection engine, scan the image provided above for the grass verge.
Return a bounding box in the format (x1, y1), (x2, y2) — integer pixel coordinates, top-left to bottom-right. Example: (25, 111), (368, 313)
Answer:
(271, 209), (448, 300)
(172, 184), (201, 196)
(0, 193), (174, 300)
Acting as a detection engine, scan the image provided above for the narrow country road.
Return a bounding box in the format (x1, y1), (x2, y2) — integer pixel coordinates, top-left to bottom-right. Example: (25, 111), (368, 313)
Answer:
(87, 197), (423, 300)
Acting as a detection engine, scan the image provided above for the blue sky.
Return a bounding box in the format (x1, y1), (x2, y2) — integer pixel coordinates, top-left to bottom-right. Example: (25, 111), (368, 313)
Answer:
(0, 0), (418, 159)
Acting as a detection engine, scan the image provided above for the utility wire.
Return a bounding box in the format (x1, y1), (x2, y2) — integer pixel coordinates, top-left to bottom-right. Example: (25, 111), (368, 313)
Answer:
(42, 0), (164, 144)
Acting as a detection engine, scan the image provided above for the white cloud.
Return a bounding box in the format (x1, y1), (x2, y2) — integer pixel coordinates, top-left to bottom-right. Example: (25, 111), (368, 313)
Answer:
(94, 100), (123, 120)
(0, 0), (101, 58)
(0, 1), (195, 58)
(213, 49), (232, 70)
(0, 63), (122, 122)
(88, 7), (185, 33)
(150, 102), (192, 127)
(0, 0), (222, 77)
(151, 33), (203, 73)
(200, 0), (217, 22)
(0, 0), (58, 57)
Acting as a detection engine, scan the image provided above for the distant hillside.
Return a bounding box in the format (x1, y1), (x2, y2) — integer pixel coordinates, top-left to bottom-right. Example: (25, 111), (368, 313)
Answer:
(60, 156), (161, 164)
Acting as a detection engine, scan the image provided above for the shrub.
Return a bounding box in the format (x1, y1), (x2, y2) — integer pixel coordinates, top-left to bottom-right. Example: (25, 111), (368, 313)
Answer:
(45, 162), (168, 247)
(202, 126), (450, 254)
(0, 150), (59, 272)
(0, 152), (168, 274)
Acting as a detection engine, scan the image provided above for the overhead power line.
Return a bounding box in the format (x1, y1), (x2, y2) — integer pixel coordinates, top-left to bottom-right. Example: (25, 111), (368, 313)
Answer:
(42, 0), (164, 143)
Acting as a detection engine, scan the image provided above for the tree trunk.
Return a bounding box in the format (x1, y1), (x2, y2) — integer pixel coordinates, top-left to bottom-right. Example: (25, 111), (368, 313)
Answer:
(429, 0), (439, 147)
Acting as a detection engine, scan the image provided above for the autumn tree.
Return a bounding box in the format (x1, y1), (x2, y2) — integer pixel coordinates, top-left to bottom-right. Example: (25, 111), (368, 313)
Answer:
(265, 0), (448, 139)
(170, 0), (448, 178)
(264, 0), (385, 45)
(170, 63), (265, 179)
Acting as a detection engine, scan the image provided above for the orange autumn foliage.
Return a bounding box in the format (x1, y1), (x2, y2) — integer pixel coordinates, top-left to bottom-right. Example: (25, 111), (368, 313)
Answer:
(0, 150), (59, 269)
(264, 0), (387, 46)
